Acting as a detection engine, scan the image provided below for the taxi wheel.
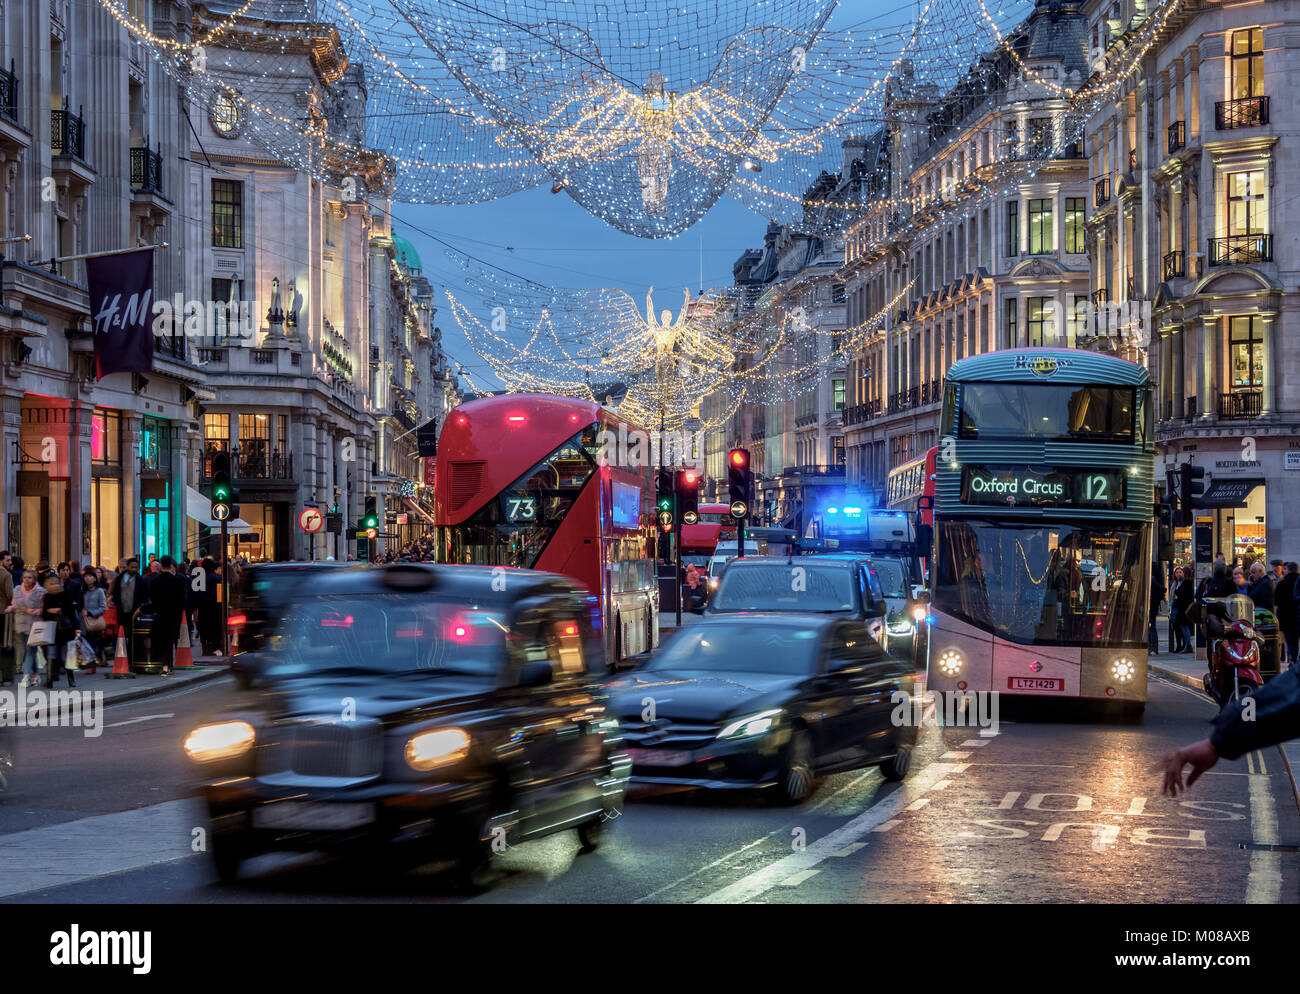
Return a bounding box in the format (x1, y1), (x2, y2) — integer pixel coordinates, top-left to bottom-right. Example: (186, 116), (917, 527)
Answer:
(776, 730), (816, 805)
(879, 743), (912, 782)
(576, 815), (604, 853)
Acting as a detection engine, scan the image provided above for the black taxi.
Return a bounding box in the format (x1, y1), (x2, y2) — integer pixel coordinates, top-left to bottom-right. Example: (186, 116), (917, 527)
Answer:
(185, 563), (629, 886)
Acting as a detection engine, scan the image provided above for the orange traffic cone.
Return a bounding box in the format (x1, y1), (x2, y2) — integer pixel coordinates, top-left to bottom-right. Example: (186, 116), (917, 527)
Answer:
(173, 612), (197, 670)
(107, 630), (135, 679)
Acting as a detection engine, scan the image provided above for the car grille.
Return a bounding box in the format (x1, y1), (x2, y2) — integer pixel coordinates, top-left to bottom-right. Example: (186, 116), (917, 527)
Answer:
(261, 719), (384, 779)
(620, 717), (719, 751)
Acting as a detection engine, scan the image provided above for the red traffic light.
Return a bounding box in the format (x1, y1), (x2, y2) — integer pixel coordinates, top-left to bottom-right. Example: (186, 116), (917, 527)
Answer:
(683, 470), (698, 485)
(729, 450), (747, 467)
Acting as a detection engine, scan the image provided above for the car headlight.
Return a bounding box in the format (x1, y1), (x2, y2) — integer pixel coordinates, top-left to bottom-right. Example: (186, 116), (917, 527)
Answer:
(936, 649), (964, 677)
(887, 619), (915, 636)
(910, 605), (927, 623)
(184, 720), (255, 762)
(717, 708), (782, 740)
(406, 727), (471, 771)
(1111, 657), (1136, 683)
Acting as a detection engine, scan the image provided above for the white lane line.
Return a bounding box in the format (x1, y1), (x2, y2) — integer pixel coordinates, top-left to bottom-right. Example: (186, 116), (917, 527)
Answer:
(872, 820), (901, 832)
(978, 728), (1000, 737)
(778, 869), (820, 887)
(104, 713), (175, 729)
(830, 843), (866, 858)
(632, 766), (879, 904)
(1246, 764), (1281, 904)
(941, 751), (971, 760)
(960, 739), (990, 747)
(905, 798), (931, 811)
(930, 780), (953, 790)
(0, 798), (203, 898)
(695, 761), (965, 905)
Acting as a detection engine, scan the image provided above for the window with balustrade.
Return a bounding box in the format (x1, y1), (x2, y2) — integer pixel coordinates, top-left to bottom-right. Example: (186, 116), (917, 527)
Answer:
(1228, 316), (1263, 391)
(1231, 28), (1264, 100)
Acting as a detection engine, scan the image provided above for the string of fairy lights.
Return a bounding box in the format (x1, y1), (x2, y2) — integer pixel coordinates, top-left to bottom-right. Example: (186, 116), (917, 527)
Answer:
(100, 0), (1183, 427)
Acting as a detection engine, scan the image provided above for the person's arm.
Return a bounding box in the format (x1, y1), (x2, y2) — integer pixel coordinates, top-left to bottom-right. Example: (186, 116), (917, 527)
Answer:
(1213, 664), (1300, 760)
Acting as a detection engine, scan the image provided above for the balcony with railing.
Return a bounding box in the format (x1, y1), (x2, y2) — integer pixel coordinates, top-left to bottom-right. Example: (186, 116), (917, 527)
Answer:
(236, 447), (293, 481)
(843, 400), (881, 426)
(1167, 121), (1185, 154)
(130, 144), (162, 195)
(1094, 177), (1111, 207)
(51, 106), (86, 160)
(1091, 288), (1109, 307)
(1208, 233), (1272, 267)
(782, 464), (846, 479)
(1215, 95), (1269, 130)
(1219, 390), (1262, 420)
(1162, 249), (1186, 281)
(0, 59), (18, 125)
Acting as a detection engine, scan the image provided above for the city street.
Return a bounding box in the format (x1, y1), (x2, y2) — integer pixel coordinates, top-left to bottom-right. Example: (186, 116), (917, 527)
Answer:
(4, 668), (1297, 905)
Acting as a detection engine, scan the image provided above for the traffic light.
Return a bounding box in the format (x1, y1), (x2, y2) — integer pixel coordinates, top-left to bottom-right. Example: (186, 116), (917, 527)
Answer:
(676, 468), (700, 525)
(210, 452), (235, 520)
(363, 495), (379, 533)
(1178, 462), (1205, 527)
(727, 448), (751, 519)
(656, 468), (675, 531)
(1156, 499), (1175, 562)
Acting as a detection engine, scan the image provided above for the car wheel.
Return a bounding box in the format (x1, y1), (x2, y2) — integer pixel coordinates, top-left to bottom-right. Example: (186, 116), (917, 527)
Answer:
(776, 729), (816, 805)
(879, 743), (913, 782)
(576, 815), (604, 853)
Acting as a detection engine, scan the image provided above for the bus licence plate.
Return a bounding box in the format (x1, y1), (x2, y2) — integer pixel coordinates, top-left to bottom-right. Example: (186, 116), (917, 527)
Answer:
(1008, 677), (1064, 692)
(627, 748), (691, 767)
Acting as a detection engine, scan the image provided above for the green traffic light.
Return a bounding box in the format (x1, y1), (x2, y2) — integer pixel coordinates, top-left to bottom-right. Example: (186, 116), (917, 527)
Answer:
(364, 515), (378, 529)
(213, 482), (230, 501)
(657, 497), (672, 512)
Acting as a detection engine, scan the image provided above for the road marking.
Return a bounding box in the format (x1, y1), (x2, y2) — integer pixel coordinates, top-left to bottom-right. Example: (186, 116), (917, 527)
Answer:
(778, 869), (820, 887)
(830, 843), (866, 858)
(941, 751), (971, 760)
(0, 798), (202, 898)
(104, 713), (175, 729)
(695, 761), (966, 905)
(905, 798), (931, 811)
(872, 820), (900, 832)
(930, 780), (953, 790)
(978, 728), (1000, 737)
(960, 739), (990, 747)
(1246, 765), (1281, 904)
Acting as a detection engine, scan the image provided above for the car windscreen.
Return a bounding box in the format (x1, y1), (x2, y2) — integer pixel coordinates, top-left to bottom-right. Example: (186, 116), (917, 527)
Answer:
(710, 563), (855, 613)
(647, 621), (821, 674)
(866, 557), (908, 598)
(265, 593), (507, 678)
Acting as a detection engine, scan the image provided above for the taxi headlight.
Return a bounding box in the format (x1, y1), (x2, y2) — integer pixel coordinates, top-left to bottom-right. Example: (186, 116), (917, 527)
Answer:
(887, 619), (915, 637)
(184, 720), (255, 762)
(406, 727), (471, 771)
(1111, 657), (1136, 683)
(936, 649), (964, 677)
(911, 605), (928, 623)
(717, 709), (782, 740)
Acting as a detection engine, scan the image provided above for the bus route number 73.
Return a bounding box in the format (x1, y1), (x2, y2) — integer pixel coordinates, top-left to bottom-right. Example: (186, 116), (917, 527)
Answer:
(505, 495), (538, 522)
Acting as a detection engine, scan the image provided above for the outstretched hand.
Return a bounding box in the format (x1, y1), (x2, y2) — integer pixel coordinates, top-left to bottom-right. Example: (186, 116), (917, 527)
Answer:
(1162, 739), (1219, 796)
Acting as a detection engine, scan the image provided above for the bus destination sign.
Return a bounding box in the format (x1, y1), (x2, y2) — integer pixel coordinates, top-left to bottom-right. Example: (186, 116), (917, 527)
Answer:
(960, 465), (1125, 510)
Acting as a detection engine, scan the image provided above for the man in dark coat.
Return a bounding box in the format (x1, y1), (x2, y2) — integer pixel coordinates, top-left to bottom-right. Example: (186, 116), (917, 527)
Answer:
(111, 558), (143, 663)
(146, 555), (186, 670)
(1277, 563), (1299, 667)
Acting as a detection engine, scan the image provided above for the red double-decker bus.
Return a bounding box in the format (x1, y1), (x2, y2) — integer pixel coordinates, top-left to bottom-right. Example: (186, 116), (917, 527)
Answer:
(433, 393), (658, 665)
(678, 503), (737, 562)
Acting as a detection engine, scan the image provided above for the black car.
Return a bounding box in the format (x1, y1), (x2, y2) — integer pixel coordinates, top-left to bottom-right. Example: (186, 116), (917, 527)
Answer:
(229, 560), (356, 686)
(705, 555), (888, 646)
(607, 613), (917, 803)
(186, 563), (630, 885)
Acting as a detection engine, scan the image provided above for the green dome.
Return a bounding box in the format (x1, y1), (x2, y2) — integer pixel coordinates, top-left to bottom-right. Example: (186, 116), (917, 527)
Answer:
(392, 232), (422, 273)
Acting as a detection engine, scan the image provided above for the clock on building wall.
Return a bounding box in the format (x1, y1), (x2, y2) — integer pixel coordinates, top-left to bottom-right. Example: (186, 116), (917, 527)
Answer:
(210, 94), (241, 138)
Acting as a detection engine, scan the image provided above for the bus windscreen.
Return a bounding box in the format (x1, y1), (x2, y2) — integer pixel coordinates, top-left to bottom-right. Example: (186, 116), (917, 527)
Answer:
(957, 383), (1138, 443)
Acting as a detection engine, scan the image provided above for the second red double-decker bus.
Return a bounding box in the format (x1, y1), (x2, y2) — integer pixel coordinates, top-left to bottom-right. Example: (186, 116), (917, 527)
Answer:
(433, 393), (659, 666)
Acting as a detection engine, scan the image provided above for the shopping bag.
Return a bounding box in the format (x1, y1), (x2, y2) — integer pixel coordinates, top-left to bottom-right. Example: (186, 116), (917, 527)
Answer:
(27, 621), (55, 647)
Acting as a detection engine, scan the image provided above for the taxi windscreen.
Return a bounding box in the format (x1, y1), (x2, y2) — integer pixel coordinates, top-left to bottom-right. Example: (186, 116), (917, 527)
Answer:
(266, 593), (508, 678)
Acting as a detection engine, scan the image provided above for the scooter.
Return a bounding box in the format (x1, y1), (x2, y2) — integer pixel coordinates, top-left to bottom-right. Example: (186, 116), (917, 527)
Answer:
(1200, 594), (1264, 706)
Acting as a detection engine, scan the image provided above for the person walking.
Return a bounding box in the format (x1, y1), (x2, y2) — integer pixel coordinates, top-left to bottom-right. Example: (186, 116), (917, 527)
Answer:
(111, 558), (142, 664)
(1170, 566), (1193, 653)
(147, 556), (185, 672)
(80, 569), (108, 667)
(1231, 565), (1249, 596)
(1149, 562), (1166, 655)
(1247, 562), (1274, 611)
(36, 574), (76, 688)
(7, 571), (44, 687)
(197, 557), (221, 656)
(1276, 563), (1299, 668)
(0, 551), (13, 686)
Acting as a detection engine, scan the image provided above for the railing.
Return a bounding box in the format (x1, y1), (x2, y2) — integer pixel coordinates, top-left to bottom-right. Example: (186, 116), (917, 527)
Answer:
(1219, 390), (1262, 419)
(842, 400), (880, 426)
(153, 333), (186, 361)
(795, 412), (818, 428)
(0, 60), (17, 124)
(198, 347), (226, 364)
(129, 145), (162, 194)
(227, 446), (294, 481)
(907, 385), (919, 408)
(1162, 249), (1186, 280)
(1215, 95), (1269, 130)
(1209, 233), (1272, 266)
(51, 107), (85, 160)
(1167, 121), (1185, 154)
(1092, 288), (1109, 307)
(251, 349), (275, 365)
(1095, 177), (1111, 207)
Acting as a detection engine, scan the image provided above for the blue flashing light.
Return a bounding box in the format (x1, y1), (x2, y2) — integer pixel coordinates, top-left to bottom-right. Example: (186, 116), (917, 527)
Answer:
(843, 505), (862, 515)
(825, 507), (840, 515)
(926, 615), (935, 625)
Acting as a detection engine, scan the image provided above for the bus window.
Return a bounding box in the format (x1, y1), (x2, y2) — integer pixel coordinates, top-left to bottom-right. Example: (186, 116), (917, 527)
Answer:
(957, 383), (1136, 443)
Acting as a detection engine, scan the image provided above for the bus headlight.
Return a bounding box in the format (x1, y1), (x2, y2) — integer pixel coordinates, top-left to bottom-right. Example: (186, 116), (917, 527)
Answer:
(1111, 658), (1136, 683)
(936, 650), (964, 677)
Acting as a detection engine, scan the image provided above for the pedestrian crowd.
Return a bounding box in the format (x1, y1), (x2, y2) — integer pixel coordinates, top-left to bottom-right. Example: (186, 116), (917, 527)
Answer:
(0, 550), (231, 688)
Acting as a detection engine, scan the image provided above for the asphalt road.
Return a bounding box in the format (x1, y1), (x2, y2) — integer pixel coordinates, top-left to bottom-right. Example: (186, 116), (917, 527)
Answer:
(3, 673), (1298, 903)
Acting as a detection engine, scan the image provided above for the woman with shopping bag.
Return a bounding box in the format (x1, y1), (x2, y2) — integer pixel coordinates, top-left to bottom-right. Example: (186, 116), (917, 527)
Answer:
(4, 571), (45, 688)
(80, 568), (106, 674)
(40, 574), (77, 689)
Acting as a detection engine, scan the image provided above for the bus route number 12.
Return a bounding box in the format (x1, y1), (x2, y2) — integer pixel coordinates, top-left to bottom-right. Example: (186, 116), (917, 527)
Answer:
(1083, 473), (1109, 504)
